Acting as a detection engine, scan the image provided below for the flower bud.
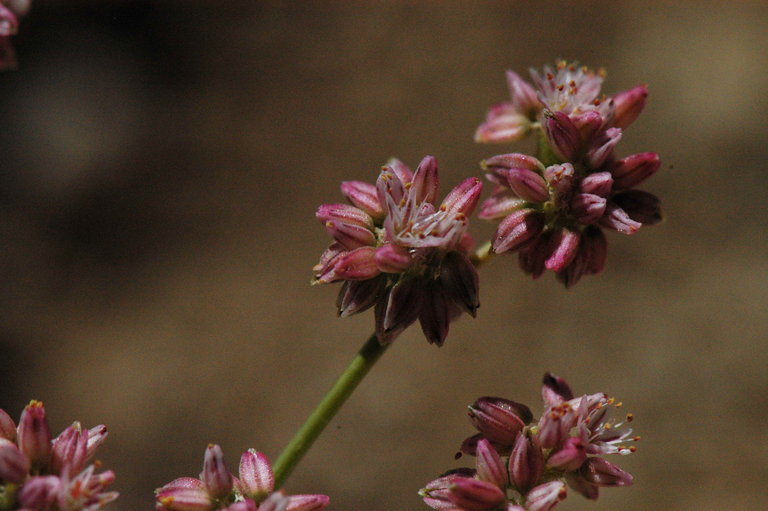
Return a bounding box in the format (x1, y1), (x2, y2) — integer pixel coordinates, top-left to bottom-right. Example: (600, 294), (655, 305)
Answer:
(544, 112), (580, 161)
(586, 127), (622, 169)
(86, 424), (108, 460)
(570, 193), (606, 225)
(612, 190), (662, 226)
(237, 449), (274, 501)
(385, 157), (414, 185)
(505, 167), (549, 202)
(441, 177), (483, 216)
(579, 171), (613, 197)
(17, 400), (51, 468)
(611, 85), (647, 130)
(316, 204), (374, 230)
(17, 475), (61, 510)
(547, 437), (587, 471)
(475, 439), (507, 489)
(483, 153), (543, 177)
(0, 438), (29, 483)
(333, 246), (380, 281)
(202, 444), (233, 500)
(508, 432), (544, 493)
(544, 229), (580, 272)
(286, 494), (330, 511)
(599, 204), (641, 234)
(340, 181), (384, 220)
(449, 478), (506, 511)
(49, 422), (88, 475)
(336, 277), (384, 318)
(0, 408), (15, 441)
(478, 191), (525, 220)
(324, 220), (375, 250)
(420, 472), (474, 510)
(507, 70), (541, 117)
(411, 156), (440, 204)
(156, 479), (214, 511)
(374, 243), (411, 273)
(571, 110), (602, 144)
(475, 109), (530, 143)
(610, 152), (660, 189)
(492, 209), (545, 254)
(468, 397), (532, 445)
(578, 457), (633, 487)
(541, 373), (574, 405)
(524, 481), (566, 511)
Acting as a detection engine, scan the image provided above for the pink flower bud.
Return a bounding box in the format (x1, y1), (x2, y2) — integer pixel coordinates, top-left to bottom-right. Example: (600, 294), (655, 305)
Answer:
(323, 220), (375, 250)
(421, 472), (474, 510)
(475, 439), (507, 489)
(579, 457), (633, 487)
(541, 373), (574, 405)
(385, 157), (413, 185)
(478, 191), (525, 220)
(492, 209), (545, 254)
(411, 156), (440, 204)
(586, 127), (622, 169)
(374, 243), (411, 273)
(483, 153), (543, 175)
(316, 204), (373, 230)
(612, 190), (662, 226)
(599, 204), (641, 234)
(202, 444), (233, 500)
(17, 401), (51, 468)
(156, 479), (214, 511)
(237, 449), (274, 500)
(286, 494), (330, 511)
(475, 106), (530, 143)
(505, 168), (549, 202)
(0, 408), (15, 441)
(85, 424), (108, 460)
(340, 181), (384, 221)
(440, 251), (479, 317)
(468, 397), (532, 445)
(17, 475), (61, 510)
(441, 177), (483, 216)
(507, 70), (541, 117)
(508, 433), (544, 493)
(570, 193), (606, 224)
(0, 438), (29, 483)
(611, 85), (647, 130)
(524, 481), (566, 511)
(544, 112), (580, 161)
(570, 110), (602, 144)
(610, 152), (660, 189)
(547, 437), (587, 471)
(544, 229), (580, 272)
(449, 478), (506, 511)
(336, 277), (385, 318)
(579, 171), (613, 197)
(333, 246), (380, 281)
(49, 422), (88, 475)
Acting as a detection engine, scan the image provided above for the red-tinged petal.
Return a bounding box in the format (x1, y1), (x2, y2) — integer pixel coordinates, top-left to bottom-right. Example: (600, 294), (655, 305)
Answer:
(468, 397), (532, 445)
(384, 157), (413, 185)
(544, 111), (580, 161)
(475, 109), (531, 143)
(418, 286), (453, 346)
(156, 483), (213, 511)
(599, 204), (641, 234)
(581, 226), (607, 274)
(49, 422), (88, 475)
(0, 408), (15, 441)
(336, 276), (385, 318)
(479, 189), (526, 220)
(374, 243), (411, 273)
(286, 494), (330, 511)
(440, 251), (479, 317)
(570, 193), (606, 225)
(237, 449), (273, 500)
(323, 220), (375, 250)
(0, 438), (29, 483)
(543, 163), (575, 195)
(524, 481), (567, 511)
(610, 152), (660, 189)
(587, 127), (622, 169)
(612, 85), (647, 130)
(202, 444), (232, 499)
(565, 472), (599, 500)
(17, 401), (51, 468)
(17, 475), (61, 510)
(375, 278), (424, 344)
(441, 177), (483, 216)
(541, 373), (574, 404)
(507, 70), (541, 116)
(492, 210), (545, 254)
(505, 167), (549, 202)
(333, 246), (380, 281)
(340, 181), (384, 221)
(449, 478), (506, 511)
(548, 437), (587, 471)
(475, 439), (507, 489)
(579, 457), (633, 487)
(85, 424), (108, 460)
(508, 433), (544, 493)
(579, 171), (613, 197)
(315, 203), (373, 229)
(517, 233), (551, 279)
(411, 155), (440, 204)
(483, 153), (544, 174)
(571, 110), (602, 144)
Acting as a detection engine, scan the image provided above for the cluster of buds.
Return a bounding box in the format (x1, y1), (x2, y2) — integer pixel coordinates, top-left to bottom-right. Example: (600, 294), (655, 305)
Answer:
(155, 445), (329, 511)
(0, 0), (30, 70)
(313, 156), (483, 345)
(0, 401), (117, 511)
(476, 61), (662, 286)
(420, 374), (637, 511)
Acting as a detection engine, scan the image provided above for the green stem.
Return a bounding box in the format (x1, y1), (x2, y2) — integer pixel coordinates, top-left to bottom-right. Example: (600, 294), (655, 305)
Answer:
(274, 242), (496, 487)
(272, 332), (389, 488)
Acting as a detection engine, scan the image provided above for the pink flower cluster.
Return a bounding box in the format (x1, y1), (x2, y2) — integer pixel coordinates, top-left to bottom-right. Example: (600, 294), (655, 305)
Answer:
(155, 445), (329, 511)
(0, 0), (30, 70)
(314, 156), (483, 345)
(420, 374), (637, 511)
(0, 401), (117, 511)
(476, 61), (662, 286)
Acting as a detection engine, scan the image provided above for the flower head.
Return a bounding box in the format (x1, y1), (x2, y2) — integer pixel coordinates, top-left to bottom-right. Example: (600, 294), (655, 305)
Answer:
(155, 446), (329, 511)
(314, 156), (483, 345)
(0, 400), (118, 511)
(422, 374), (637, 511)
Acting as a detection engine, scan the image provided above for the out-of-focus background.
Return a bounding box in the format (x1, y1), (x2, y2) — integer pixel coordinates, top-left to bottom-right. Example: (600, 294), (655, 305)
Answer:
(1, 1), (766, 510)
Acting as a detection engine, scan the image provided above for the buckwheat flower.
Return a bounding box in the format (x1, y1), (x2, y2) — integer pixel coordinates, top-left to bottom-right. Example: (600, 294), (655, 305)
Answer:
(155, 446), (329, 511)
(479, 148), (661, 286)
(475, 71), (542, 143)
(313, 156), (483, 345)
(0, 401), (118, 511)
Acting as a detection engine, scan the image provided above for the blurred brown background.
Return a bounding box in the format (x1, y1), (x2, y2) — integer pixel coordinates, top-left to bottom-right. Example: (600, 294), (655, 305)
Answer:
(1, 1), (766, 510)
